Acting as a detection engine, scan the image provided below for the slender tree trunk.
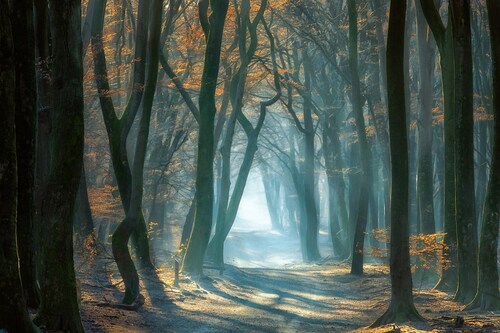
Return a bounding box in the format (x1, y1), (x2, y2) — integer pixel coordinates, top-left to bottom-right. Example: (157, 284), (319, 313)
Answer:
(450, 0), (478, 304)
(180, 198), (196, 250)
(415, 0), (436, 237)
(349, 0), (371, 275)
(112, 0), (163, 304)
(261, 167), (283, 231)
(302, 49), (321, 261)
(182, 0), (229, 276)
(90, 0), (153, 269)
(419, 0), (459, 292)
(34, 0), (85, 331)
(372, 0), (424, 325)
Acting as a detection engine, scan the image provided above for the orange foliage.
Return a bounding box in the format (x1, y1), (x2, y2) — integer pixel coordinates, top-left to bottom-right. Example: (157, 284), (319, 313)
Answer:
(369, 228), (451, 272)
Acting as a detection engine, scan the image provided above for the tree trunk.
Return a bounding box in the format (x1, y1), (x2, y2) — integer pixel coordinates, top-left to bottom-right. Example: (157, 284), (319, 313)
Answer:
(90, 0), (153, 269)
(349, 0), (372, 275)
(418, 0), (459, 292)
(465, 0), (500, 311)
(10, 0), (40, 309)
(74, 166), (96, 251)
(262, 169), (283, 231)
(415, 0), (436, 237)
(182, 0), (229, 276)
(112, 0), (163, 304)
(372, 0), (424, 325)
(0, 3), (39, 330)
(450, 0), (478, 304)
(34, 0), (85, 331)
(302, 49), (321, 262)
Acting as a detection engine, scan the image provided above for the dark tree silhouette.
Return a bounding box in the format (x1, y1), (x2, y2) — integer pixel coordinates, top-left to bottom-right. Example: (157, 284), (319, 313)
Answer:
(182, 0), (229, 276)
(34, 0), (85, 331)
(372, 0), (424, 326)
(0, 2), (39, 331)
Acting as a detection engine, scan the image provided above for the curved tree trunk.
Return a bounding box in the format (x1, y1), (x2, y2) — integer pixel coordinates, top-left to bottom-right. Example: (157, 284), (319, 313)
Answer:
(90, 0), (154, 269)
(112, 0), (163, 304)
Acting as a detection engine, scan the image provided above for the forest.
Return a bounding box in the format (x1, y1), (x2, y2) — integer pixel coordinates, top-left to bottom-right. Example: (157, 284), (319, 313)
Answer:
(1, 0), (500, 332)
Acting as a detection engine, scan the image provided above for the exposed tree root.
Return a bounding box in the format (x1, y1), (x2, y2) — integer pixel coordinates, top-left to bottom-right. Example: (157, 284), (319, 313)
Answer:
(454, 288), (476, 305)
(370, 302), (425, 328)
(97, 294), (145, 311)
(465, 292), (500, 311)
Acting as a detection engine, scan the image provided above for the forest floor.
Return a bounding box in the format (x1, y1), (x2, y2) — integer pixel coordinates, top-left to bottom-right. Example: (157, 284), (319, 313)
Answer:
(77, 231), (500, 333)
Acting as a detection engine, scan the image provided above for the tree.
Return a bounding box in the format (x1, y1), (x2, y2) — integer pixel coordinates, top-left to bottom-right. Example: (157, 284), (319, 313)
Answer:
(10, 0), (40, 308)
(207, 10), (282, 266)
(415, 0), (436, 238)
(419, 0), (458, 292)
(372, 0), (424, 325)
(34, 0), (85, 331)
(90, 0), (154, 269)
(182, 0), (229, 276)
(0, 2), (39, 330)
(466, 0), (500, 311)
(74, 167), (96, 251)
(348, 0), (372, 275)
(278, 38), (321, 262)
(111, 0), (164, 304)
(449, 0), (478, 304)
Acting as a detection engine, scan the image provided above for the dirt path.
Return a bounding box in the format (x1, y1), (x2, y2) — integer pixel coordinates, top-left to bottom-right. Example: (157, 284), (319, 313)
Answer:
(78, 259), (499, 332)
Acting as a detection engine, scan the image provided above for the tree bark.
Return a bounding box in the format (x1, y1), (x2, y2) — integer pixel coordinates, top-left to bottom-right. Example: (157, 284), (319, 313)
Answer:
(112, 0), (163, 304)
(349, 0), (372, 275)
(419, 0), (458, 292)
(465, 0), (500, 311)
(450, 0), (478, 304)
(372, 0), (424, 325)
(10, 0), (40, 309)
(415, 0), (436, 237)
(0, 3), (40, 330)
(34, 0), (85, 331)
(90, 0), (154, 269)
(182, 0), (229, 276)
(74, 166), (96, 251)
